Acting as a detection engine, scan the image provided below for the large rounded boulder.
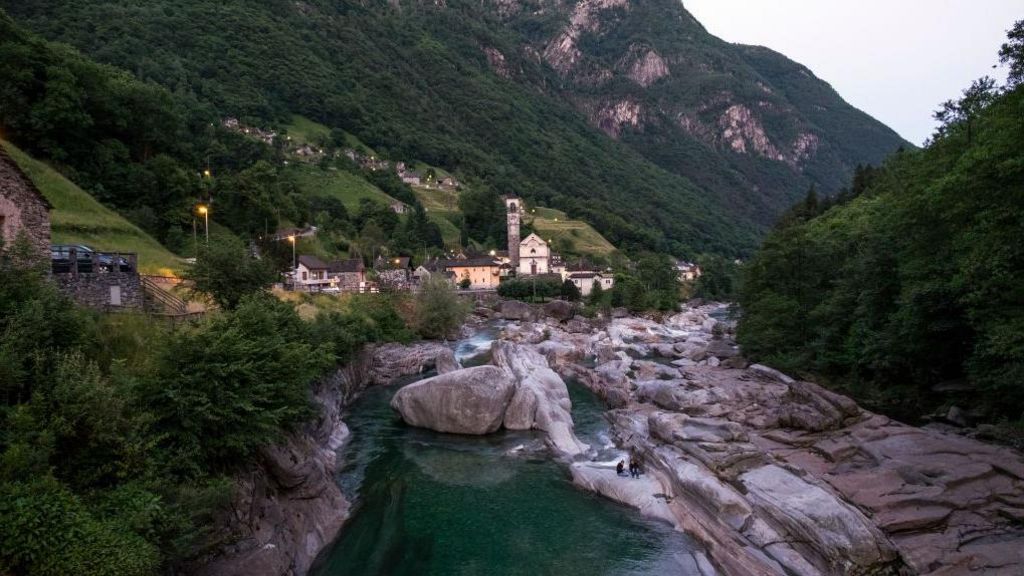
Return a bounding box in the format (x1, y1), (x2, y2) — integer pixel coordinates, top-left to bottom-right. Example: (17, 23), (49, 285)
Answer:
(390, 366), (515, 435)
(499, 299), (534, 321)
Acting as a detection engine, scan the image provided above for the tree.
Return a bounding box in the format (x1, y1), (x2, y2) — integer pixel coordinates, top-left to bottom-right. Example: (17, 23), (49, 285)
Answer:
(694, 254), (740, 301)
(933, 76), (998, 142)
(587, 281), (605, 307)
(999, 20), (1024, 87)
(415, 275), (469, 339)
(560, 279), (581, 302)
(185, 235), (277, 310)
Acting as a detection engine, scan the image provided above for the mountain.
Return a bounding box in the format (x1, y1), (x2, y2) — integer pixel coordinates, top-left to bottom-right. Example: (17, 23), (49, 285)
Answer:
(1, 1), (908, 257)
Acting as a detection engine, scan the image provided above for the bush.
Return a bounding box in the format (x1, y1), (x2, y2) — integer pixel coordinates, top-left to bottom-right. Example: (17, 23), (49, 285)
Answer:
(497, 276), (562, 302)
(142, 294), (329, 474)
(185, 235), (278, 310)
(0, 478), (159, 576)
(415, 275), (469, 339)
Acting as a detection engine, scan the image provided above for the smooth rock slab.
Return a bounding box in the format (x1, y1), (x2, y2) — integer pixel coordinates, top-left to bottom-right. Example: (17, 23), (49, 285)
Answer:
(739, 464), (898, 574)
(390, 366), (514, 435)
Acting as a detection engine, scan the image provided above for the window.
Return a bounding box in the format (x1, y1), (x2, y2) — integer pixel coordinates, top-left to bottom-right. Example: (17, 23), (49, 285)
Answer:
(302, 271), (308, 280)
(531, 249), (536, 254)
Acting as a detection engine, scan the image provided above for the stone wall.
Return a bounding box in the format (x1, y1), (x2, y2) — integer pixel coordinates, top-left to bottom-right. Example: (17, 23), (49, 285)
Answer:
(0, 148), (51, 261)
(54, 271), (144, 311)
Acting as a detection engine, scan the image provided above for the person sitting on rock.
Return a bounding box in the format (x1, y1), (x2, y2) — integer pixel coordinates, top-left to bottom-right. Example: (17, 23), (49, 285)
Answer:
(633, 458), (643, 478)
(629, 458), (639, 478)
(616, 460), (626, 476)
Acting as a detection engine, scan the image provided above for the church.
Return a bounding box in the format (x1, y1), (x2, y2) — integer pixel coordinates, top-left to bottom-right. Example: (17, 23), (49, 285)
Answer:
(503, 196), (563, 277)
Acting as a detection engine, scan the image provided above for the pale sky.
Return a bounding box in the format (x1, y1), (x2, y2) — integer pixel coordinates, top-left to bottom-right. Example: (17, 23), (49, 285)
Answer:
(683, 0), (1022, 145)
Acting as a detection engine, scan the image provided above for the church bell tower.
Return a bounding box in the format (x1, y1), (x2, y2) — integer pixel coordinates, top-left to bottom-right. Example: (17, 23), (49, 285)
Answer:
(504, 197), (521, 271)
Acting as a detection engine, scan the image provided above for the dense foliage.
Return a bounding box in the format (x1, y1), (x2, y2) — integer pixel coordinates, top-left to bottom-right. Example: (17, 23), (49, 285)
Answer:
(414, 275), (470, 339)
(738, 38), (1024, 421)
(0, 1), (801, 258)
(0, 244), (417, 573)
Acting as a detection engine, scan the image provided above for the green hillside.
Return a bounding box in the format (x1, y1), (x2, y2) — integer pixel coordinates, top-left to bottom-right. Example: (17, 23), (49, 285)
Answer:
(530, 207), (616, 257)
(290, 164), (399, 212)
(2, 140), (183, 275)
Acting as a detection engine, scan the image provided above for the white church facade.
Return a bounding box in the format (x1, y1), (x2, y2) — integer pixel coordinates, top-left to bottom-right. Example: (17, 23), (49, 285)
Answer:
(517, 233), (550, 275)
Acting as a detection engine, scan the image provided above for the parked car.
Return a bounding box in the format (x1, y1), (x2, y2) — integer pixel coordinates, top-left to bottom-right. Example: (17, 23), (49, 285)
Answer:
(321, 286), (341, 294)
(51, 244), (133, 273)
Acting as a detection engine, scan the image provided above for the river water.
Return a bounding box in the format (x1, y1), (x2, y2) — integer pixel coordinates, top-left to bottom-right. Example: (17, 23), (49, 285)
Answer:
(310, 325), (700, 576)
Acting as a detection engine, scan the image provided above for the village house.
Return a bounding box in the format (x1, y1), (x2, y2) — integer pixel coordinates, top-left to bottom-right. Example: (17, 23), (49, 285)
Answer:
(438, 176), (460, 190)
(0, 146), (51, 260)
(294, 255), (333, 290)
(390, 201), (409, 214)
(329, 258), (366, 291)
(675, 260), (702, 281)
(444, 256), (501, 289)
(375, 255), (412, 290)
(550, 253), (566, 277)
(568, 271), (614, 297)
(293, 255), (367, 292)
(399, 171), (422, 186)
(411, 257), (449, 284)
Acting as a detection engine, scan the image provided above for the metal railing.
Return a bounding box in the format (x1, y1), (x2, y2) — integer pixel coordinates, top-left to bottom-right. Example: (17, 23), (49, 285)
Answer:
(141, 276), (188, 315)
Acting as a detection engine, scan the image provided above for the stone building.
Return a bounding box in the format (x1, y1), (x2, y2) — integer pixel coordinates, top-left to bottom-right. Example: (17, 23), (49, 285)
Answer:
(0, 146), (51, 260)
(504, 196), (521, 271)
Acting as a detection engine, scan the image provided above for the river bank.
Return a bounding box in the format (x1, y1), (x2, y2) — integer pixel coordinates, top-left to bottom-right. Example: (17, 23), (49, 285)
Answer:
(198, 300), (1024, 575)
(512, 304), (1024, 575)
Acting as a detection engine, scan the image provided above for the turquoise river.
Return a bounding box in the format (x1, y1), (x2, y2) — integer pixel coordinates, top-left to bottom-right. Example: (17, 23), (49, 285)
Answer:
(309, 325), (702, 576)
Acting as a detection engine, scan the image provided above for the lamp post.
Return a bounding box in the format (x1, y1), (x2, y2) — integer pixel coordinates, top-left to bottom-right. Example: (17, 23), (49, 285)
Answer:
(289, 235), (296, 272)
(197, 205), (209, 243)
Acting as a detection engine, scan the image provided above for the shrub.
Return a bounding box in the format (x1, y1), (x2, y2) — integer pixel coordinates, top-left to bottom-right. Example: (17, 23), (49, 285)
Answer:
(415, 275), (469, 339)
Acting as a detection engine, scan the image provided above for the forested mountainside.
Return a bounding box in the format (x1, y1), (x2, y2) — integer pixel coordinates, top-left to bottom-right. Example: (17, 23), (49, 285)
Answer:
(737, 39), (1024, 426)
(2, 0), (907, 257)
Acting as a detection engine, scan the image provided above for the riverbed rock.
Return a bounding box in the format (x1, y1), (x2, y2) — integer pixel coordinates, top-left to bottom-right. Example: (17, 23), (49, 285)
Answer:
(435, 348), (461, 375)
(493, 341), (589, 457)
(570, 462), (677, 526)
(740, 464), (899, 573)
(368, 342), (450, 385)
(499, 299), (534, 321)
(390, 366), (515, 435)
(543, 299), (574, 321)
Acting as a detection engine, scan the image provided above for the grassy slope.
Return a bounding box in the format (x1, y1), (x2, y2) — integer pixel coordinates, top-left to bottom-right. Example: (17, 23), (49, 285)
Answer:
(2, 140), (183, 275)
(528, 207), (616, 257)
(286, 115), (378, 155)
(289, 165), (398, 212)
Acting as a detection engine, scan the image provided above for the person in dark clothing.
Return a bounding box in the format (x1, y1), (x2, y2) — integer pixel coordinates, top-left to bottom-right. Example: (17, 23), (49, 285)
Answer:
(616, 460), (626, 476)
(628, 457), (639, 478)
(633, 457), (643, 478)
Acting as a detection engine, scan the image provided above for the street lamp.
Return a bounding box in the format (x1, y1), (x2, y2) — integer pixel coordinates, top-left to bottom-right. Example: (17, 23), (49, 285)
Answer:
(197, 205), (209, 243)
(289, 235), (297, 271)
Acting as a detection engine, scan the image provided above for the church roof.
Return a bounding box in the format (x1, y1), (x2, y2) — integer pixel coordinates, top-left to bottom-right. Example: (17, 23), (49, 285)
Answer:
(519, 233), (547, 246)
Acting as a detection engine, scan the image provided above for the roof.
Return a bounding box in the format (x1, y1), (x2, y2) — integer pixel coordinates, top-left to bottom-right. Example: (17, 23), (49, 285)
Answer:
(443, 257), (499, 268)
(520, 233), (547, 247)
(329, 258), (364, 273)
(0, 146), (53, 209)
(569, 272), (603, 279)
(298, 254), (329, 269)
